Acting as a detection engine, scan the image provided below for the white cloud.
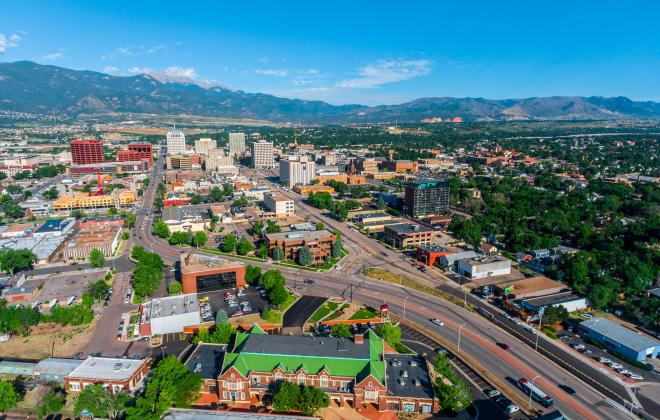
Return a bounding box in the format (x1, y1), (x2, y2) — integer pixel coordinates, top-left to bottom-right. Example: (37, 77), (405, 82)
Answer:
(103, 66), (120, 74)
(128, 66), (212, 86)
(102, 43), (175, 60)
(255, 68), (288, 77)
(0, 32), (22, 54)
(337, 59), (431, 89)
(41, 52), (64, 61)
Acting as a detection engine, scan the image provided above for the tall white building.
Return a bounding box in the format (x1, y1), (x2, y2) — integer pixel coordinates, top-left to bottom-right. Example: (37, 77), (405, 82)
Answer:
(251, 140), (274, 169)
(228, 132), (246, 156)
(194, 138), (216, 155)
(279, 155), (316, 188)
(166, 129), (186, 155)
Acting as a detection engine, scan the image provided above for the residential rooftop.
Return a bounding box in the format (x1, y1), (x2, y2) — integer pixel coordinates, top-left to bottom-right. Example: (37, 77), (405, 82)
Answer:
(580, 317), (660, 352)
(67, 357), (147, 381)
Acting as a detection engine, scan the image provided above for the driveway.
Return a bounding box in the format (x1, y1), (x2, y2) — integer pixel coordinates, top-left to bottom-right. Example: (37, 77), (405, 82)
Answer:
(282, 295), (327, 328)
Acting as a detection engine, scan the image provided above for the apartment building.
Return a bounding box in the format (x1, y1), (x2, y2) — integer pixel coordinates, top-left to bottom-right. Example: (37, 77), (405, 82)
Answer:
(263, 192), (295, 217)
(250, 140), (274, 169)
(279, 155), (316, 187)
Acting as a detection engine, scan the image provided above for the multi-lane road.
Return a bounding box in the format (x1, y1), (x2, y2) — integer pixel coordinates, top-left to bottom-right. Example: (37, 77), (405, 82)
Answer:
(131, 152), (655, 419)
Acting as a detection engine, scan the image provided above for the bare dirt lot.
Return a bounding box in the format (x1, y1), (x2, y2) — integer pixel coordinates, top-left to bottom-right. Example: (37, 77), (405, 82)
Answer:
(0, 318), (98, 359)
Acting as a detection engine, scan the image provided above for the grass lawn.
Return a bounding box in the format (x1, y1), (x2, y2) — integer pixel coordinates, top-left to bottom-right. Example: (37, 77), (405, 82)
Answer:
(363, 267), (474, 312)
(349, 306), (378, 320)
(274, 260), (319, 272)
(308, 300), (340, 323)
(324, 303), (347, 321)
(316, 248), (349, 271)
(279, 292), (298, 311)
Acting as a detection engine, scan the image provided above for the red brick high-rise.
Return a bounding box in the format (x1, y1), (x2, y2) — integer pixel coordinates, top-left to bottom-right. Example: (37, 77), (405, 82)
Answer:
(117, 143), (153, 167)
(70, 140), (104, 165)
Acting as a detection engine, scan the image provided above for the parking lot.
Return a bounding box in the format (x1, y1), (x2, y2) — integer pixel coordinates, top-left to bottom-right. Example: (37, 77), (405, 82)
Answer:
(200, 286), (269, 319)
(30, 268), (110, 308)
(558, 329), (659, 383)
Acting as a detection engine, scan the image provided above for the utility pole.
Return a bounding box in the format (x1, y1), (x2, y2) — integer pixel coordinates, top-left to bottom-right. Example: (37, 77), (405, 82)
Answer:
(458, 323), (466, 351)
(535, 307), (545, 351)
(528, 375), (540, 409)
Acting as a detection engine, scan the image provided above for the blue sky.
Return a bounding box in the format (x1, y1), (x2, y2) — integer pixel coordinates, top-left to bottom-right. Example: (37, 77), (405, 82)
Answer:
(1, 1), (659, 105)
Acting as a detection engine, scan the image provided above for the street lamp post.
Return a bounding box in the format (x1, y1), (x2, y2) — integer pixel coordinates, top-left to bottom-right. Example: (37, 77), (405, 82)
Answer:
(458, 323), (466, 351)
(528, 375), (541, 409)
(535, 310), (544, 351)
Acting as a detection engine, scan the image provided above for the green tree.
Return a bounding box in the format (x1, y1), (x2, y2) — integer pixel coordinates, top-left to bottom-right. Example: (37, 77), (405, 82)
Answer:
(332, 239), (342, 259)
(71, 209), (86, 219)
(245, 265), (262, 285)
(314, 221), (324, 230)
(378, 322), (401, 348)
(541, 305), (569, 326)
(168, 281), (183, 295)
(127, 356), (202, 418)
(237, 237), (254, 255)
(272, 246), (285, 261)
(222, 234), (237, 252)
(436, 378), (471, 413)
(43, 186), (59, 200)
(86, 279), (111, 301)
(222, 183), (233, 196)
(124, 212), (137, 228)
(297, 246), (313, 266)
(2, 201), (24, 219)
(0, 248), (37, 275)
(272, 381), (300, 413)
(89, 248), (105, 268)
(108, 207), (118, 216)
(251, 220), (265, 237)
(257, 244), (269, 260)
(132, 264), (163, 298)
(261, 308), (280, 323)
(38, 389), (66, 419)
(192, 231), (208, 248)
(376, 195), (386, 210)
(74, 384), (130, 419)
(266, 220), (281, 233)
(152, 220), (170, 239)
(169, 231), (192, 245)
(0, 380), (19, 414)
(215, 309), (228, 325)
(331, 323), (351, 338)
(299, 385), (330, 416)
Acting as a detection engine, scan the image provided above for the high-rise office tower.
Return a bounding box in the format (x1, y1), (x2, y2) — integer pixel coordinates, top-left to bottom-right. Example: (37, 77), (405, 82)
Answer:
(279, 155), (316, 187)
(70, 139), (104, 165)
(403, 178), (450, 218)
(166, 128), (186, 155)
(228, 132), (246, 156)
(195, 138), (217, 155)
(250, 140), (274, 169)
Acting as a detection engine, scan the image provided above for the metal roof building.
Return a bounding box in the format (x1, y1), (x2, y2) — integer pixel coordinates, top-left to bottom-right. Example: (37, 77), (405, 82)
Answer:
(578, 317), (660, 362)
(33, 358), (83, 383)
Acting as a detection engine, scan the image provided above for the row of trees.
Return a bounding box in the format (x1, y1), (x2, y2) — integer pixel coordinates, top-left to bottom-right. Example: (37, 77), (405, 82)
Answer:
(245, 266), (291, 309)
(131, 246), (164, 299)
(307, 192), (360, 221)
(272, 381), (329, 416)
(433, 352), (472, 413)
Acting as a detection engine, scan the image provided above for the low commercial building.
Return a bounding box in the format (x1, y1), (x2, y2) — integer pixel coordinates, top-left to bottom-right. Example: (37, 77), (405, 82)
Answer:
(69, 160), (148, 175)
(0, 236), (67, 264)
(64, 357), (150, 394)
(180, 253), (246, 294)
(162, 205), (211, 233)
(416, 246), (456, 266)
(361, 219), (405, 233)
(163, 195), (193, 207)
(263, 192), (294, 218)
(52, 191), (136, 211)
(63, 224), (122, 259)
(578, 318), (660, 362)
(354, 212), (392, 225)
(493, 276), (566, 299)
(264, 229), (336, 264)
(0, 223), (37, 238)
(33, 358), (83, 383)
(520, 292), (588, 313)
(233, 187), (271, 201)
(32, 218), (75, 238)
(382, 223), (433, 250)
(139, 293), (202, 336)
(292, 184), (334, 195)
(456, 256), (512, 279)
(380, 160), (418, 173)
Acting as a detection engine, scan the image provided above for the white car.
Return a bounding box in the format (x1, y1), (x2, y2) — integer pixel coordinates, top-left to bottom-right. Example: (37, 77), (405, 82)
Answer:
(611, 363), (624, 370)
(505, 404), (520, 415)
(630, 374), (644, 380)
(430, 319), (445, 327)
(599, 357), (612, 364)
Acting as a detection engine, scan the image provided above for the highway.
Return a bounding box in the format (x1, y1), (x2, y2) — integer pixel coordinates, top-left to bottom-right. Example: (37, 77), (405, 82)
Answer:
(131, 149), (649, 419)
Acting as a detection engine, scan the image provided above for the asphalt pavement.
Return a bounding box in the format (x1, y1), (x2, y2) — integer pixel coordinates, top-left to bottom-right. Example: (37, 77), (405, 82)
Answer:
(282, 295), (327, 328)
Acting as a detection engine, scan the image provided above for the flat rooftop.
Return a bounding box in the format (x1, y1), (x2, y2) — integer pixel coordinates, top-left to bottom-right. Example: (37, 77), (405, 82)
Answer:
(384, 223), (433, 235)
(495, 276), (565, 293)
(384, 354), (435, 399)
(264, 191), (291, 202)
(162, 205), (211, 222)
(581, 317), (660, 352)
(164, 408), (316, 420)
(239, 333), (371, 360)
(522, 292), (586, 308)
(180, 253), (245, 274)
(460, 256), (511, 267)
(185, 344), (226, 380)
(67, 225), (121, 248)
(265, 229), (335, 242)
(67, 357), (147, 381)
(146, 293), (199, 319)
(34, 218), (74, 233)
(419, 245), (451, 253)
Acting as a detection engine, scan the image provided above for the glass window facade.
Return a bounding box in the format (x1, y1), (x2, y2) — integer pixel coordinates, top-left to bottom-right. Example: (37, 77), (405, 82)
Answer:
(196, 271), (237, 293)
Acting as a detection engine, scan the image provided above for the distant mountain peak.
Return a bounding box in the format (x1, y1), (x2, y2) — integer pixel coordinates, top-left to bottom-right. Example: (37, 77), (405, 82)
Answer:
(0, 61), (658, 123)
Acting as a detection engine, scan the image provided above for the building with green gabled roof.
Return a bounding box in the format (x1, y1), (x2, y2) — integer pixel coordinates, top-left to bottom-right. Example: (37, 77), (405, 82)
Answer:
(186, 325), (438, 414)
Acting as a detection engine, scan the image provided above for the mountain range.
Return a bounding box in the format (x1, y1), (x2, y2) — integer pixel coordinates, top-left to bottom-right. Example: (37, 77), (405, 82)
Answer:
(1, 61), (660, 123)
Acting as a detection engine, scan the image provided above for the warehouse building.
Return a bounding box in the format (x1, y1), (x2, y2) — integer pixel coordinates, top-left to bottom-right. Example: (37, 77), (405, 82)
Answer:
(139, 293), (202, 336)
(32, 218), (75, 238)
(33, 358), (84, 383)
(437, 250), (478, 270)
(578, 317), (660, 362)
(520, 292), (588, 313)
(456, 256), (511, 279)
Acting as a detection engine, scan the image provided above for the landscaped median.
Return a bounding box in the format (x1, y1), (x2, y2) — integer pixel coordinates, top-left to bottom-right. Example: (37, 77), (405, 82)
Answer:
(362, 267), (475, 312)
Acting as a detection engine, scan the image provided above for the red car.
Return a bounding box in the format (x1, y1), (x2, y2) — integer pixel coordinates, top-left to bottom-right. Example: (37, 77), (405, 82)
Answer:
(497, 342), (510, 350)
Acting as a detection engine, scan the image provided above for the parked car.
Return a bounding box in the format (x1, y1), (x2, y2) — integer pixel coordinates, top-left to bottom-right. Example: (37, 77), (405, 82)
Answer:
(485, 389), (501, 399)
(230, 310), (244, 318)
